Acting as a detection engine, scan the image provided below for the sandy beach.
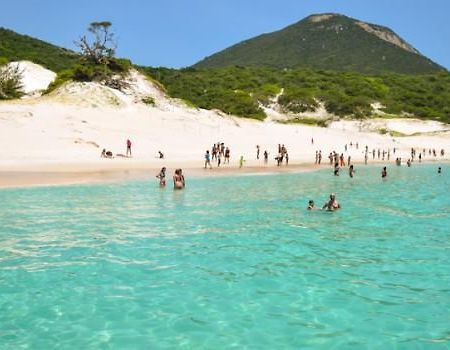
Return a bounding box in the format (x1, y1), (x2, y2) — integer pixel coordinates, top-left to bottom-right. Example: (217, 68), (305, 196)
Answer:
(1, 63), (449, 188)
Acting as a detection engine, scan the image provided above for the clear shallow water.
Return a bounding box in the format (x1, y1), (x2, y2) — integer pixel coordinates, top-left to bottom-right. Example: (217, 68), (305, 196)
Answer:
(0, 165), (449, 349)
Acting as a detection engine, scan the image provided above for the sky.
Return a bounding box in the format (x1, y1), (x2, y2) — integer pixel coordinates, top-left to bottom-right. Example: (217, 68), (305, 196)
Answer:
(1, 0), (449, 69)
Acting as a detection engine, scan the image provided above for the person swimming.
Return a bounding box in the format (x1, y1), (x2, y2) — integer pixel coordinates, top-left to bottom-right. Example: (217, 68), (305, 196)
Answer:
(322, 193), (341, 211)
(438, 167), (442, 174)
(381, 166), (387, 178)
(307, 200), (317, 210)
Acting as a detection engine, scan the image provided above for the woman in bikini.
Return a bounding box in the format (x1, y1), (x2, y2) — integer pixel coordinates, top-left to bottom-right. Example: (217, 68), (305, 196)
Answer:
(156, 167), (166, 187)
(173, 169), (185, 190)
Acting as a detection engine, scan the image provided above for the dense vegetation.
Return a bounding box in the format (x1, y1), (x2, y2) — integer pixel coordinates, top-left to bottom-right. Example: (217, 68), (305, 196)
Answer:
(1, 24), (449, 125)
(0, 27), (79, 72)
(144, 66), (450, 123)
(194, 14), (445, 75)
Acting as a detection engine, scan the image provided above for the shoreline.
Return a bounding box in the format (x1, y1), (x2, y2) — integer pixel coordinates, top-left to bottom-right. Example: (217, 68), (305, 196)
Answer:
(0, 158), (447, 189)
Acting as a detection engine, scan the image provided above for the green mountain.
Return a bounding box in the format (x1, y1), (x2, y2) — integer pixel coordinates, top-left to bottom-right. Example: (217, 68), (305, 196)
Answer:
(0, 27), (79, 72)
(194, 14), (445, 74)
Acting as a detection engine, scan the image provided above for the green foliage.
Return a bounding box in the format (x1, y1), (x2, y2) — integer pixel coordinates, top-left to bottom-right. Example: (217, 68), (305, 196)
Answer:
(44, 69), (75, 94)
(141, 96), (155, 106)
(194, 14), (445, 75)
(0, 63), (24, 100)
(0, 28), (79, 72)
(278, 87), (318, 113)
(44, 58), (132, 95)
(279, 117), (331, 127)
(144, 66), (450, 123)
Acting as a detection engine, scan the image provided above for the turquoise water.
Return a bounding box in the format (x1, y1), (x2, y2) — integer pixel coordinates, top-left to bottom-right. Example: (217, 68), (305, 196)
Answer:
(0, 164), (449, 349)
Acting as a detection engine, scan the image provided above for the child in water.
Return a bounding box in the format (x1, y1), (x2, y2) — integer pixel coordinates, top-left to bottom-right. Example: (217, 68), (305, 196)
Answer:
(307, 200), (317, 210)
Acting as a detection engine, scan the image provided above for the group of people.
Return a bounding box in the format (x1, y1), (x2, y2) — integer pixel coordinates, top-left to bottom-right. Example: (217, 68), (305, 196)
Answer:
(275, 144), (289, 166)
(101, 139), (133, 159)
(207, 142), (231, 167)
(156, 167), (185, 189)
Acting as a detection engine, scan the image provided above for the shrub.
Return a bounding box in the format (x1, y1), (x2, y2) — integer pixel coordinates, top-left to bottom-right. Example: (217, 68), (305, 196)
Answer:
(0, 63), (24, 100)
(141, 96), (155, 106)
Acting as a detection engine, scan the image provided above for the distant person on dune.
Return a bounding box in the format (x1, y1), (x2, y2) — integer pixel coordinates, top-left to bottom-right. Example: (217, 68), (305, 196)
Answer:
(126, 139), (132, 157)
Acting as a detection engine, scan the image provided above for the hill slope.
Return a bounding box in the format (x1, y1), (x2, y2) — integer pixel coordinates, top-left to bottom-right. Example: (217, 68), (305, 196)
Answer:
(194, 14), (445, 74)
(0, 27), (79, 72)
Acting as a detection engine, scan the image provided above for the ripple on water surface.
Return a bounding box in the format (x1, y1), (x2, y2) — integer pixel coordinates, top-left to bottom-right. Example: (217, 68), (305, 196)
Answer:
(0, 165), (449, 349)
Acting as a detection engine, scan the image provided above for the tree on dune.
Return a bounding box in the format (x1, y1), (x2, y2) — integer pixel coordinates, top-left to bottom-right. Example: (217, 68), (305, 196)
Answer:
(72, 21), (131, 90)
(76, 21), (116, 66)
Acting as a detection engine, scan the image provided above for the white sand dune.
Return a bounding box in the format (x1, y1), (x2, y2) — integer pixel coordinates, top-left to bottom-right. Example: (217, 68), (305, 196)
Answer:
(5, 61), (56, 95)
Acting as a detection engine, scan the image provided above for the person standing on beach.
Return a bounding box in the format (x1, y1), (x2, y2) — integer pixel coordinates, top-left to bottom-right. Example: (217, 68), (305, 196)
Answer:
(256, 145), (260, 160)
(318, 151), (322, 164)
(204, 150), (212, 169)
(239, 156), (245, 168)
(212, 144), (217, 161)
(225, 147), (230, 164)
(347, 156), (351, 167)
(381, 166), (387, 178)
(364, 152), (368, 165)
(264, 150), (268, 164)
(126, 139), (132, 157)
(217, 152), (222, 167)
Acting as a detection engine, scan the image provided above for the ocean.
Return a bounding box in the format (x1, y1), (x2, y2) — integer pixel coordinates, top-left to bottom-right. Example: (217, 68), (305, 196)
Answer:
(0, 164), (449, 349)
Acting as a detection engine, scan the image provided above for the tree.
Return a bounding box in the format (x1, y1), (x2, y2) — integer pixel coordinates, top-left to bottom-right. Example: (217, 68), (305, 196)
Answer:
(72, 22), (131, 90)
(76, 21), (116, 65)
(0, 63), (24, 100)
